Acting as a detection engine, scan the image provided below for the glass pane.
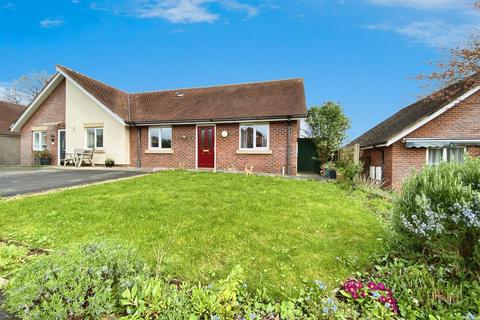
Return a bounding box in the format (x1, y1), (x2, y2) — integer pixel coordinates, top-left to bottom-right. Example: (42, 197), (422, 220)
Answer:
(161, 128), (172, 149)
(241, 126), (254, 148)
(150, 128), (159, 148)
(447, 148), (464, 163)
(428, 148), (443, 165)
(96, 128), (103, 148)
(41, 132), (47, 149)
(255, 125), (268, 148)
(86, 129), (95, 149)
(33, 132), (40, 150)
(207, 128), (213, 148)
(200, 129), (205, 148)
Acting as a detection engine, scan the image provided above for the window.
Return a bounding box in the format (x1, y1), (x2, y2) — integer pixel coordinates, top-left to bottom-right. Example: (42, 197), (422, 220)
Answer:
(427, 147), (465, 165)
(427, 148), (443, 166)
(33, 131), (47, 151)
(149, 127), (172, 149)
(447, 148), (465, 163)
(240, 123), (269, 150)
(86, 128), (103, 149)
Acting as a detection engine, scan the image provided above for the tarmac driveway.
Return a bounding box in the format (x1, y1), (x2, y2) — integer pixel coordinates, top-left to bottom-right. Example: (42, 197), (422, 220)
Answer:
(0, 166), (145, 197)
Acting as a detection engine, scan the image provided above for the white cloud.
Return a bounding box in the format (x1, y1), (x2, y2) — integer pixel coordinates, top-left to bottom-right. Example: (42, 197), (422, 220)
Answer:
(367, 0), (466, 9)
(221, 0), (258, 17)
(364, 20), (479, 48)
(138, 0), (219, 23)
(90, 0), (260, 24)
(39, 18), (65, 28)
(397, 20), (478, 47)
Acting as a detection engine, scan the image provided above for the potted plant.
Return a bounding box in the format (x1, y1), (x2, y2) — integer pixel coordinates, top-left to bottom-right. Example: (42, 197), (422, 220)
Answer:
(105, 157), (115, 168)
(36, 149), (51, 165)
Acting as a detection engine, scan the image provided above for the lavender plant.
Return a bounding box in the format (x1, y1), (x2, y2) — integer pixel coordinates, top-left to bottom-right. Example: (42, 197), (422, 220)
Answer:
(393, 158), (480, 267)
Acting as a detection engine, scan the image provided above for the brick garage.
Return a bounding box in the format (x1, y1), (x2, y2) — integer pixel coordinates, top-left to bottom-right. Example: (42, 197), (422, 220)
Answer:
(20, 79), (66, 165)
(0, 101), (26, 165)
(355, 76), (480, 189)
(129, 120), (299, 175)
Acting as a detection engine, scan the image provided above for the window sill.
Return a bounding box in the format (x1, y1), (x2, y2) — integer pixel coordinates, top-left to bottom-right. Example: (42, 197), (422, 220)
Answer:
(236, 149), (272, 155)
(145, 149), (173, 154)
(93, 149), (105, 154)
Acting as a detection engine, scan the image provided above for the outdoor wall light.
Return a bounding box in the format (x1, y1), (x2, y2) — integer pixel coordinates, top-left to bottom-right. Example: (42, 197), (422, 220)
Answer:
(221, 130), (228, 138)
(50, 134), (55, 142)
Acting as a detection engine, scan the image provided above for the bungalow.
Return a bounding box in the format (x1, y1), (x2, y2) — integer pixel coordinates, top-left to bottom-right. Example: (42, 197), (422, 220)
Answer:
(0, 100), (26, 165)
(351, 74), (480, 189)
(10, 66), (306, 175)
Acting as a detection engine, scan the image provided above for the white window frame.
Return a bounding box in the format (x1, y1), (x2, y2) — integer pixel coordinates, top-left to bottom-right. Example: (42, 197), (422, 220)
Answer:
(148, 126), (173, 150)
(426, 147), (467, 165)
(32, 131), (47, 151)
(239, 123), (270, 151)
(85, 127), (104, 149)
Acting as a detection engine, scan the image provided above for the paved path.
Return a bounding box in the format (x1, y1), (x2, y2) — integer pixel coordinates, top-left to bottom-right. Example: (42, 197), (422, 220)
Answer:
(0, 167), (145, 197)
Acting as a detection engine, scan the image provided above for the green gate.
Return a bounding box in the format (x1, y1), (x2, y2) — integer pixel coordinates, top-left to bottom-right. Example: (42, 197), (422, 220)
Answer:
(297, 138), (320, 173)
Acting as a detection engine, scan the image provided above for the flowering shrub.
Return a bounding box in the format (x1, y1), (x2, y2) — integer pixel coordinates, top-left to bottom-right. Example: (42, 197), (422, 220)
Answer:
(4, 242), (146, 319)
(393, 158), (480, 267)
(120, 271), (347, 320)
(340, 279), (398, 317)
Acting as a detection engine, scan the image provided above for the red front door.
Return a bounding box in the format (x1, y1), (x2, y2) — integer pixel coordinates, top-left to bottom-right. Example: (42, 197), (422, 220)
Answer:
(197, 126), (215, 168)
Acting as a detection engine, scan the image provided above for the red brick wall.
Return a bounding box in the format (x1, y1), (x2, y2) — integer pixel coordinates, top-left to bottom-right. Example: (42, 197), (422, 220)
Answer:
(408, 93), (480, 139)
(129, 125), (196, 169)
(129, 120), (299, 175)
(363, 92), (480, 189)
(216, 121), (298, 175)
(360, 147), (393, 187)
(20, 79), (66, 165)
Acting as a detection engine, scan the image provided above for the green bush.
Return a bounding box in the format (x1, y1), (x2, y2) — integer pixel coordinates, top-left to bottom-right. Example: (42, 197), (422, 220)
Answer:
(0, 243), (32, 279)
(336, 159), (364, 184)
(4, 242), (146, 319)
(392, 158), (480, 267)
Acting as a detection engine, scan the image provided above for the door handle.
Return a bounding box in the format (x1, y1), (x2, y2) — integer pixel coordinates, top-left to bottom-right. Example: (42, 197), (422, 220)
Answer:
(203, 149), (209, 152)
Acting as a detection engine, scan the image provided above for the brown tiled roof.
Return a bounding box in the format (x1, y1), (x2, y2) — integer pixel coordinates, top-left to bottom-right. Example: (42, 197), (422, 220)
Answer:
(57, 66), (130, 120)
(0, 101), (26, 135)
(351, 74), (480, 148)
(57, 65), (307, 123)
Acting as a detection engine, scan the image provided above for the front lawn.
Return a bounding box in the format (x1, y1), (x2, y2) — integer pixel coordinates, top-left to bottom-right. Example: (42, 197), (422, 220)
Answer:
(0, 171), (387, 295)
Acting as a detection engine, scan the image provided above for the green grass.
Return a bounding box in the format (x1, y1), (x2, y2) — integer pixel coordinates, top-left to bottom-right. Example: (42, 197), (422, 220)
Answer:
(0, 171), (387, 295)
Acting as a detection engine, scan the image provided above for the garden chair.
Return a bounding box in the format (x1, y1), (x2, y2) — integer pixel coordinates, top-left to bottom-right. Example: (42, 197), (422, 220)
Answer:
(63, 153), (76, 167)
(76, 148), (95, 167)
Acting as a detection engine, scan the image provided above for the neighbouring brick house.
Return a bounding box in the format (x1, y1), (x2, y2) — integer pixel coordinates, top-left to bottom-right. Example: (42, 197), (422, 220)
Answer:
(0, 100), (26, 165)
(351, 74), (480, 189)
(11, 66), (306, 175)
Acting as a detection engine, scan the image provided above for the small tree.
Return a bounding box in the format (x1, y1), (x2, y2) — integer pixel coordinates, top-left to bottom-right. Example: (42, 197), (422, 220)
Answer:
(306, 102), (350, 171)
(3, 70), (51, 104)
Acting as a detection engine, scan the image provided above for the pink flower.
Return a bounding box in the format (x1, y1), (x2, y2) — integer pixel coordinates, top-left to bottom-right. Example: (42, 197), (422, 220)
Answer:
(376, 282), (386, 291)
(360, 291), (366, 298)
(379, 296), (387, 303)
(367, 281), (376, 289)
(352, 292), (359, 300)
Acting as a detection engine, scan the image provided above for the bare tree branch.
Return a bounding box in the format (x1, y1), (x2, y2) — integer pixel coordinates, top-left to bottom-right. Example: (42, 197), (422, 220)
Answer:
(3, 70), (52, 105)
(418, 1), (479, 90)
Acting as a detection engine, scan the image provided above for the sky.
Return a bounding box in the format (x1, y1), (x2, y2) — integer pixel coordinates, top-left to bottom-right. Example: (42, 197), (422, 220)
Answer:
(1, 0), (479, 140)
